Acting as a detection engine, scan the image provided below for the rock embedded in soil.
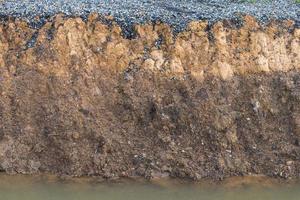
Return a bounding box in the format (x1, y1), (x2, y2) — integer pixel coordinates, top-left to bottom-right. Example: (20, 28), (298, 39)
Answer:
(0, 14), (299, 180)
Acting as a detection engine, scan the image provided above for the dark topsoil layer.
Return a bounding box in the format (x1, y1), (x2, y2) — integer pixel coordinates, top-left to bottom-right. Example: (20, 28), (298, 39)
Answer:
(1, 69), (300, 180)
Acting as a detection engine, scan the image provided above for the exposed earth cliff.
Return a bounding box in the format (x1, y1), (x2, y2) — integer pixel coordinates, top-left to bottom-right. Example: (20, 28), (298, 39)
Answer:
(0, 14), (299, 180)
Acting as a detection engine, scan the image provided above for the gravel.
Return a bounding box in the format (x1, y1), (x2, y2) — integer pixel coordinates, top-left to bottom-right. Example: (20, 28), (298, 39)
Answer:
(0, 0), (299, 32)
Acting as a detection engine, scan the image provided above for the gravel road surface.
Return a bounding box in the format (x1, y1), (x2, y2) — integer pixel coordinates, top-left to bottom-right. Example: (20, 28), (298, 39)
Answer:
(0, 0), (299, 31)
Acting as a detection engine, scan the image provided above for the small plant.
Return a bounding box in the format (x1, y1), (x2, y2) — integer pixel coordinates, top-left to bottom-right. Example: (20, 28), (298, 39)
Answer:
(296, 0), (300, 3)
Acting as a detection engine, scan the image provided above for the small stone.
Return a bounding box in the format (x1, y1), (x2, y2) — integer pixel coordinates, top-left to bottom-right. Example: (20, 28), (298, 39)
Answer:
(286, 161), (294, 166)
(72, 132), (80, 139)
(253, 101), (260, 112)
(225, 149), (232, 153)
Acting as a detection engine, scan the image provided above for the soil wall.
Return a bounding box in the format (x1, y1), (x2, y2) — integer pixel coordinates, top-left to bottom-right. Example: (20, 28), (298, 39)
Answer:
(0, 15), (299, 180)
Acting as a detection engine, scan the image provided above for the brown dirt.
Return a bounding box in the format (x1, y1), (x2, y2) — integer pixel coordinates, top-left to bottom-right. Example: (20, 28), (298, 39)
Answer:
(0, 14), (299, 180)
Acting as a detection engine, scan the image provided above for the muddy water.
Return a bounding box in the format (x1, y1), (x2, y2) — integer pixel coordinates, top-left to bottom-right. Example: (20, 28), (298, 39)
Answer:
(0, 175), (299, 200)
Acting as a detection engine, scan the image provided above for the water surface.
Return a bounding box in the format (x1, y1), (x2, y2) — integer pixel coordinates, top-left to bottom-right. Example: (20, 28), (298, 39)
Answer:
(0, 174), (299, 200)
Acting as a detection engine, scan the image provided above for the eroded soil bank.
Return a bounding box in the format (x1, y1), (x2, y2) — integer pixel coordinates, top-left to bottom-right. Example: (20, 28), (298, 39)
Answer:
(0, 14), (299, 180)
